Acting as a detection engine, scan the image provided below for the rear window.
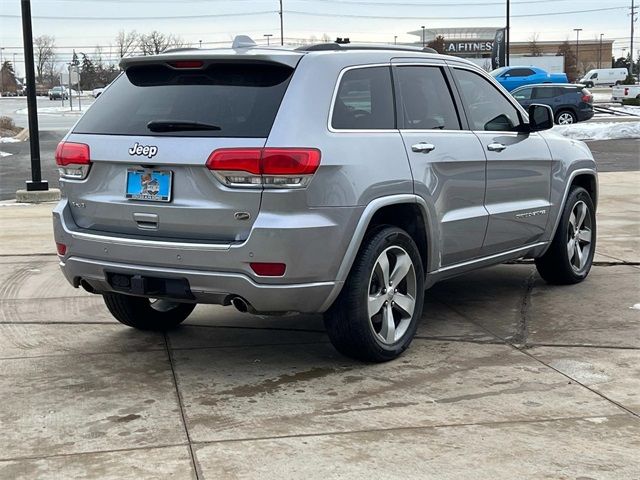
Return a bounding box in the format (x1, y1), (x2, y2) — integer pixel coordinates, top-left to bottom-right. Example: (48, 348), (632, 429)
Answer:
(73, 62), (293, 137)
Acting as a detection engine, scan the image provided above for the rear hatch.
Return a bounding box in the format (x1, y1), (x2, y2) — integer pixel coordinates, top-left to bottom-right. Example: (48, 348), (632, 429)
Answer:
(62, 57), (297, 242)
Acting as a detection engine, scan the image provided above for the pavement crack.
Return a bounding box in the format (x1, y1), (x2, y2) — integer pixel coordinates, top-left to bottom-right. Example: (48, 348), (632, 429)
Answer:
(512, 270), (537, 347)
(163, 332), (202, 480)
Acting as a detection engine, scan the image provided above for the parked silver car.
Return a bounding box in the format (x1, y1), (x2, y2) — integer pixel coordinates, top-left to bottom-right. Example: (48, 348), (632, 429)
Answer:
(53, 39), (598, 362)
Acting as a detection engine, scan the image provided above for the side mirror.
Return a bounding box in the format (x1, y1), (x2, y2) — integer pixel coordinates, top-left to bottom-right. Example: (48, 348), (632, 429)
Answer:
(527, 104), (554, 132)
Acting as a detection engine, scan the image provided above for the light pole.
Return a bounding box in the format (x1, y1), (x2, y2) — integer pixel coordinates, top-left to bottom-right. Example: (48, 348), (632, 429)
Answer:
(279, 0), (284, 46)
(199, 40), (202, 48)
(421, 26), (426, 48)
(264, 34), (273, 46)
(20, 0), (48, 192)
(574, 28), (583, 76)
(0, 47), (4, 93)
(599, 33), (604, 69)
(506, 0), (510, 66)
(394, 35), (398, 45)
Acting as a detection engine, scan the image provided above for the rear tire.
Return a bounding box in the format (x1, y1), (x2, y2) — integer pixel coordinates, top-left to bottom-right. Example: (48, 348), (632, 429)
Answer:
(535, 186), (596, 285)
(103, 293), (195, 330)
(555, 110), (577, 125)
(324, 226), (425, 362)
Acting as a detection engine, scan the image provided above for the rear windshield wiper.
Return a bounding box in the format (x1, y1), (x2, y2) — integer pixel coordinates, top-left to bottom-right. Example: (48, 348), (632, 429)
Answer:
(147, 120), (221, 132)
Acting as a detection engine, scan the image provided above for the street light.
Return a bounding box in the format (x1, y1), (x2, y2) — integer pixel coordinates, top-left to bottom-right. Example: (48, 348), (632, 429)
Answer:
(264, 34), (273, 46)
(421, 26), (426, 48)
(574, 28), (583, 76)
(199, 40), (202, 48)
(394, 35), (398, 45)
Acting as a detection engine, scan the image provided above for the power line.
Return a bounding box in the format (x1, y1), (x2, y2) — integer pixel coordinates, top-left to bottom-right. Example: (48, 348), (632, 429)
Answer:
(286, 6), (627, 20)
(0, 5), (627, 21)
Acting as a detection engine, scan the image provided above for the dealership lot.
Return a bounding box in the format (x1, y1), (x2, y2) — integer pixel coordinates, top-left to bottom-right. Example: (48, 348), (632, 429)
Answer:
(0, 166), (638, 478)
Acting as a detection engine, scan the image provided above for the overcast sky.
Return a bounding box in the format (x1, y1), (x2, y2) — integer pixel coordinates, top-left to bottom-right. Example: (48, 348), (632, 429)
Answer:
(1, 0), (636, 75)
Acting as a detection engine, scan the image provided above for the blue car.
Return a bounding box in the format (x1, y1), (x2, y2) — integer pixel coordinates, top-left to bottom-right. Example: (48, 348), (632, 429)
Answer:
(491, 66), (568, 92)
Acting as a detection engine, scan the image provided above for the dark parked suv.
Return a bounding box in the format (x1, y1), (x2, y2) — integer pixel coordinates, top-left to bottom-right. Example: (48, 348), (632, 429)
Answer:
(511, 84), (594, 125)
(53, 40), (598, 362)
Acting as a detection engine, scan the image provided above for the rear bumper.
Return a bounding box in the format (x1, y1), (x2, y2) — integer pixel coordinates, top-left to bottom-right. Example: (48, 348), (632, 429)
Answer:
(60, 256), (337, 313)
(577, 108), (594, 122)
(53, 199), (361, 313)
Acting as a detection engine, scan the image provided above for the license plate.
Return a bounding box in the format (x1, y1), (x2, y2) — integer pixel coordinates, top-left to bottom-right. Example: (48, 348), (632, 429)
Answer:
(125, 169), (172, 202)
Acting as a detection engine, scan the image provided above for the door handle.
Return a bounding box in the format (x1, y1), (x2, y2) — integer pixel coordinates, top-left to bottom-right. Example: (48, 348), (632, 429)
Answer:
(411, 142), (436, 153)
(487, 143), (507, 152)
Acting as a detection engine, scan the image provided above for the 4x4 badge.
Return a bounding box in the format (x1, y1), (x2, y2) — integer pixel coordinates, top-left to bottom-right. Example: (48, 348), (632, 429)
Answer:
(128, 142), (158, 159)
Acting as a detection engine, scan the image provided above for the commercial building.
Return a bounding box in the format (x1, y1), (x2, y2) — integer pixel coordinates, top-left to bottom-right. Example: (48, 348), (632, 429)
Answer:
(407, 27), (615, 74)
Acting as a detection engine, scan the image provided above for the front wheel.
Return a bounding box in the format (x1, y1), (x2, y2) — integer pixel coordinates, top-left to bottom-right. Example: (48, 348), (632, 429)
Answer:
(324, 226), (425, 362)
(103, 293), (195, 330)
(535, 186), (596, 285)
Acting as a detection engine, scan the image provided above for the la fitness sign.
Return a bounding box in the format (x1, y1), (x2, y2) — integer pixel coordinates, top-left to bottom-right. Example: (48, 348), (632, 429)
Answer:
(446, 41), (494, 53)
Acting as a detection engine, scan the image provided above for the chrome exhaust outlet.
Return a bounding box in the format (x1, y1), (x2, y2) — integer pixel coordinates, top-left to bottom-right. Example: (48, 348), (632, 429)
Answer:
(231, 296), (250, 313)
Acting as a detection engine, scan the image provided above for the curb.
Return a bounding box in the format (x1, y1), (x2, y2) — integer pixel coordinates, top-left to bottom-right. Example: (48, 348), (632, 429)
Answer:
(15, 188), (61, 204)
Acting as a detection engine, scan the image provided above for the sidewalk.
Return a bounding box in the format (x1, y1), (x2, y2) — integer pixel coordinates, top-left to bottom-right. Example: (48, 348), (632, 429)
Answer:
(0, 172), (638, 479)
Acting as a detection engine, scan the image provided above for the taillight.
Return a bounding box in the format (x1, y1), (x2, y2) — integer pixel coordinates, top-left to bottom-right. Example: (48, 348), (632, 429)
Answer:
(581, 94), (593, 103)
(55, 142), (91, 180)
(206, 148), (321, 188)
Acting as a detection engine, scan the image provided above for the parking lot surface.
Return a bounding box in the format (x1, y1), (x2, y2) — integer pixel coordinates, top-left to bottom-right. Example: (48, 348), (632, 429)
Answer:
(0, 170), (638, 478)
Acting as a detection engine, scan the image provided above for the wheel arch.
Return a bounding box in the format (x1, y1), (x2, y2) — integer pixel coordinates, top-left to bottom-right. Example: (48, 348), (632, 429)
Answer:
(318, 194), (436, 312)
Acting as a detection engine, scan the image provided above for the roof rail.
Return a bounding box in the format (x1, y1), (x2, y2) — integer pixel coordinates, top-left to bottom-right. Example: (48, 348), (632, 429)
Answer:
(296, 43), (438, 54)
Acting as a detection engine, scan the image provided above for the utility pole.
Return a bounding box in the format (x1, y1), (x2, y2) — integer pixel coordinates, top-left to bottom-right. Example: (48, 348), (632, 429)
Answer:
(574, 28), (583, 76)
(506, 0), (510, 66)
(394, 35), (398, 45)
(631, 0), (637, 79)
(264, 34), (273, 46)
(279, 0), (284, 46)
(421, 26), (426, 48)
(20, 0), (48, 192)
(599, 33), (604, 69)
(0, 48), (4, 93)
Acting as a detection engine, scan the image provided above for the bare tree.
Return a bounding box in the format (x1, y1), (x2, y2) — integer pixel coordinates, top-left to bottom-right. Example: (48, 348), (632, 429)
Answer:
(138, 31), (187, 55)
(115, 30), (138, 59)
(34, 35), (56, 83)
(528, 33), (543, 57)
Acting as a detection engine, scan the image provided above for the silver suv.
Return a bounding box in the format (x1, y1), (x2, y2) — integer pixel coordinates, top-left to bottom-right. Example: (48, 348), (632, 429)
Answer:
(53, 41), (597, 362)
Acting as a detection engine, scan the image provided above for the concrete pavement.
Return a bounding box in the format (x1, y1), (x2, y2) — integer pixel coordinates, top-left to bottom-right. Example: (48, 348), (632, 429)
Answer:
(0, 172), (638, 479)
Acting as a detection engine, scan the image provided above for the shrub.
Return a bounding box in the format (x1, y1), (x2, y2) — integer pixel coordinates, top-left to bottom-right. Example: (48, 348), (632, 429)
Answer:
(0, 116), (16, 131)
(622, 74), (637, 85)
(622, 98), (640, 106)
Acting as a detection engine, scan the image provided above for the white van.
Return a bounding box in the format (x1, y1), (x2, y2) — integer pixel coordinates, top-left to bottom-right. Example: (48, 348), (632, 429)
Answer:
(579, 68), (628, 87)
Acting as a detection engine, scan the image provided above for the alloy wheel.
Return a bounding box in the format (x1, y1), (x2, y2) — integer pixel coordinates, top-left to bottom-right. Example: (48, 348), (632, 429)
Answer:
(567, 200), (593, 272)
(367, 246), (417, 345)
(558, 112), (575, 125)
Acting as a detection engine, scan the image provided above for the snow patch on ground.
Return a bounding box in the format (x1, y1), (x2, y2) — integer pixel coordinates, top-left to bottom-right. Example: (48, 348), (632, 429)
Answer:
(554, 121), (640, 141)
(0, 137), (20, 143)
(16, 105), (90, 116)
(0, 151), (12, 157)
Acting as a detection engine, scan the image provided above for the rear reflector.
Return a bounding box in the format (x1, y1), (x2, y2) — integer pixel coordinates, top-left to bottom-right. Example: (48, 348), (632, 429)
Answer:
(55, 142), (92, 180)
(56, 242), (67, 256)
(169, 60), (204, 69)
(206, 148), (321, 188)
(250, 262), (286, 277)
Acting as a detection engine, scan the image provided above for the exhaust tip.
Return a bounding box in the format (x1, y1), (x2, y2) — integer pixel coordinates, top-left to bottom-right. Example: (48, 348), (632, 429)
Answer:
(231, 296), (249, 313)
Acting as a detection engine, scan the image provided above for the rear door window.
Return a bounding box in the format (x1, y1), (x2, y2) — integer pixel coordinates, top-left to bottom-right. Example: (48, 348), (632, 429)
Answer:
(395, 66), (461, 130)
(73, 62), (294, 137)
(512, 87), (533, 100)
(532, 87), (557, 99)
(332, 66), (395, 130)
